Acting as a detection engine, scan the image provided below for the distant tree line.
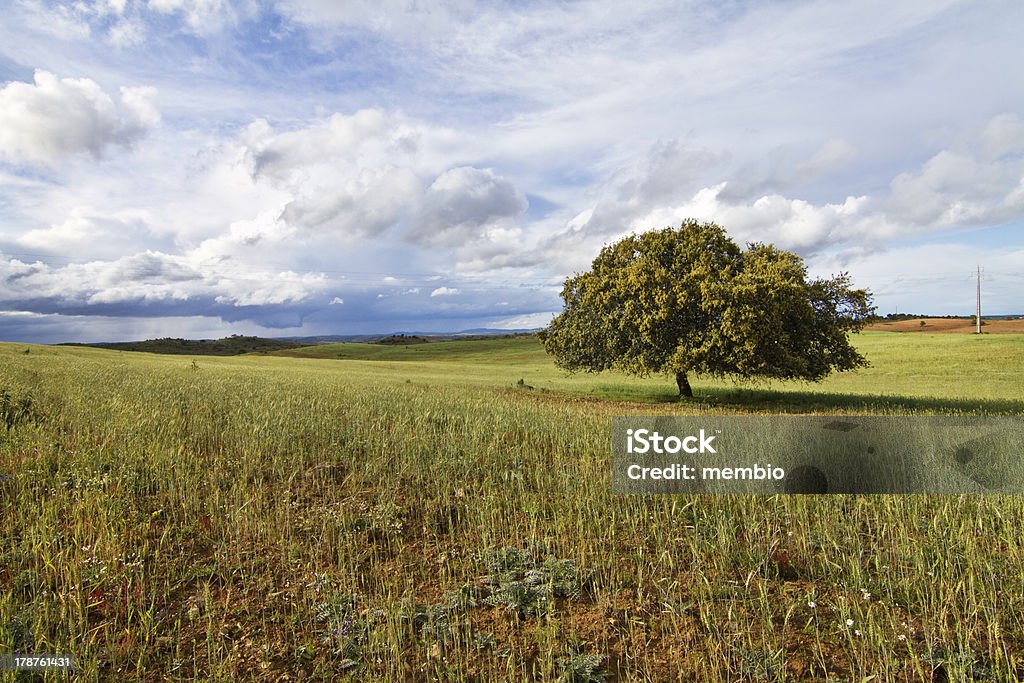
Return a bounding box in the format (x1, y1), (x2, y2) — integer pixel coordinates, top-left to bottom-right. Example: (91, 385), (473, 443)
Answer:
(61, 335), (304, 356)
(874, 313), (975, 322)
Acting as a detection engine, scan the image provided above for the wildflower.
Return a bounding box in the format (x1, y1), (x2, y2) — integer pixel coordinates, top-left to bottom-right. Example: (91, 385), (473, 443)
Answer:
(897, 634), (907, 642)
(855, 629), (862, 637)
(846, 618), (855, 627)
(807, 600), (816, 609)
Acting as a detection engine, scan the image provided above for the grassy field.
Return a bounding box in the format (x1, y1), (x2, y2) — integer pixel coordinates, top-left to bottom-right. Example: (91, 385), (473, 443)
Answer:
(1, 332), (1023, 681)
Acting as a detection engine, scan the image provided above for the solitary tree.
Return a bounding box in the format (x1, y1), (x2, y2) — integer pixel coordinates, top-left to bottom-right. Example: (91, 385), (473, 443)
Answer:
(539, 220), (874, 397)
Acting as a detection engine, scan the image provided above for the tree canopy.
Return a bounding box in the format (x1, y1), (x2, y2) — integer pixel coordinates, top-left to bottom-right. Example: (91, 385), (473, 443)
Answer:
(538, 219), (875, 397)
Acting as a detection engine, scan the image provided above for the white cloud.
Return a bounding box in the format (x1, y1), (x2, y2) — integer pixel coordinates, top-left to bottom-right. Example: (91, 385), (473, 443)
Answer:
(1, 2), (1022, 341)
(887, 133), (1024, 229)
(0, 70), (159, 166)
(794, 138), (859, 179)
(409, 167), (527, 246)
(810, 243), (1024, 316)
(232, 112), (528, 249)
(616, 140), (728, 205)
(279, 165), (421, 240)
(536, 112), (1024, 274)
(981, 113), (1024, 159)
(17, 206), (157, 258)
(623, 185), (874, 255)
(486, 311), (554, 330)
(0, 249), (328, 310)
(97, 0), (129, 15)
(106, 18), (145, 47)
(245, 111), (385, 181)
(430, 287), (459, 297)
(16, 1), (92, 40)
(241, 110), (452, 241)
(147, 0), (238, 33)
(274, 0), (478, 40)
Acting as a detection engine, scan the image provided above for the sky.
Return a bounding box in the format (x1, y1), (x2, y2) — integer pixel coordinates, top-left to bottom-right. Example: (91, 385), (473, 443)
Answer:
(1, 0), (1023, 343)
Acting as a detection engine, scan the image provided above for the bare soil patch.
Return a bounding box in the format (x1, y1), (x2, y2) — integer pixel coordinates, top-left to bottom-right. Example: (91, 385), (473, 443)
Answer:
(866, 317), (1024, 333)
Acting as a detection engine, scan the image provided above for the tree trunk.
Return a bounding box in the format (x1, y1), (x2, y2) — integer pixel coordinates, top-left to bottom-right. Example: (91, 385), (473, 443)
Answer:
(675, 371), (693, 398)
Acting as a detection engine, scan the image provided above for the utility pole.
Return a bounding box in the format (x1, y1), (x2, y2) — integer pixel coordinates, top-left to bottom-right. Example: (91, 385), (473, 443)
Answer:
(976, 265), (983, 334)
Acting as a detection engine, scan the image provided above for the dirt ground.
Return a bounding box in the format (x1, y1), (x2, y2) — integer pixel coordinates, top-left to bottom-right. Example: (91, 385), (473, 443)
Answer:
(866, 317), (1024, 333)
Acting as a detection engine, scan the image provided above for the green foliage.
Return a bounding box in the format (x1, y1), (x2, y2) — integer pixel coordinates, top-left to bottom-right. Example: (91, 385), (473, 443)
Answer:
(481, 548), (589, 618)
(540, 220), (875, 394)
(0, 388), (36, 429)
(375, 334), (430, 345)
(556, 653), (609, 682)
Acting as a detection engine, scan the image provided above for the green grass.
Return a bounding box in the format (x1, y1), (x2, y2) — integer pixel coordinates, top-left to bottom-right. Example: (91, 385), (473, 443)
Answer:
(1, 333), (1023, 680)
(276, 332), (1024, 413)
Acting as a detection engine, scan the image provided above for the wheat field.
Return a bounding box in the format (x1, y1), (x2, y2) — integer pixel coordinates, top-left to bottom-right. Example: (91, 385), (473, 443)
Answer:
(2, 333), (1023, 681)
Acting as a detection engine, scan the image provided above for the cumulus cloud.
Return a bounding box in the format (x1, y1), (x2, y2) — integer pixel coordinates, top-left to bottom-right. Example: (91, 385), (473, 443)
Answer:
(622, 184), (876, 255)
(0, 70), (159, 166)
(534, 179), (881, 274)
(408, 167), (527, 246)
(533, 112), (1024, 274)
(238, 112), (527, 247)
(241, 111), (436, 240)
(2, 2), (1022, 340)
(17, 206), (159, 258)
(0, 249), (328, 315)
(279, 165), (421, 240)
(245, 110), (400, 182)
(886, 129), (1024, 229)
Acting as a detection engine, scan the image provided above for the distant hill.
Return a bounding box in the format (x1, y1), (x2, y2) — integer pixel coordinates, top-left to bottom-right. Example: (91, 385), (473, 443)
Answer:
(60, 335), (305, 356)
(56, 328), (542, 354)
(271, 334), (543, 362)
(277, 328), (540, 344)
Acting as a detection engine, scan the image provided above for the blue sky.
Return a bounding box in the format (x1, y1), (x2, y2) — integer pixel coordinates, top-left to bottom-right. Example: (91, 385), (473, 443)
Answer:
(1, 0), (1023, 343)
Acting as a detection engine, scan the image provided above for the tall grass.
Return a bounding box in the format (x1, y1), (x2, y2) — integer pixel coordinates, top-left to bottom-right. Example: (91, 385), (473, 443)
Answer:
(1, 336), (1023, 680)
